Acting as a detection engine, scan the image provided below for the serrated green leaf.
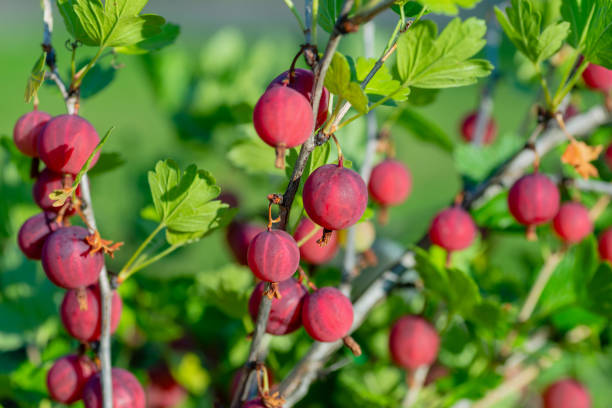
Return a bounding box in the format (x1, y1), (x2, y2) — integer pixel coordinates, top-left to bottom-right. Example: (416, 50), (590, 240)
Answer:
(197, 264), (252, 319)
(418, 0), (480, 15)
(324, 53), (369, 113)
(355, 57), (410, 102)
(561, 0), (612, 68)
(318, 0), (345, 33)
(396, 107), (454, 152)
(227, 138), (283, 175)
(24, 52), (46, 103)
(495, 0), (569, 64)
(115, 22), (180, 54)
(396, 18), (492, 89)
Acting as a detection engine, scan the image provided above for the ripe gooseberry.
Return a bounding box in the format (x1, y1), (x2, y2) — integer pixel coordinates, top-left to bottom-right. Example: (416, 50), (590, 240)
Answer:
(41, 226), (103, 289)
(508, 173), (560, 239)
(303, 164), (368, 244)
(226, 221), (265, 266)
(267, 68), (330, 128)
(82, 368), (145, 408)
(368, 159), (412, 222)
(13, 110), (51, 157)
(17, 212), (60, 260)
(604, 144), (612, 169)
(146, 364), (187, 408)
(389, 315), (439, 370)
(460, 112), (497, 145)
(293, 218), (338, 265)
(542, 379), (591, 408)
(46, 354), (97, 404)
(428, 206), (476, 252)
(33, 168), (80, 214)
(248, 278), (307, 335)
(60, 283), (122, 342)
(553, 202), (593, 243)
(302, 287), (353, 342)
(247, 229), (300, 285)
(598, 228), (612, 263)
(38, 114), (100, 174)
(582, 63), (612, 93)
(253, 86), (314, 168)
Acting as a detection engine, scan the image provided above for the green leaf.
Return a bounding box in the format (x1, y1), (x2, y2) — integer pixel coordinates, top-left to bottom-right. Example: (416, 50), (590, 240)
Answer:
(324, 53), (369, 114)
(88, 152), (125, 177)
(354, 57), (410, 102)
(0, 136), (31, 182)
(454, 133), (524, 182)
(197, 264), (252, 319)
(318, 0), (345, 33)
(551, 306), (607, 332)
(79, 59), (116, 99)
(24, 52), (46, 103)
(561, 0), (612, 68)
(227, 137), (283, 175)
(586, 262), (612, 317)
(396, 107), (454, 152)
(391, 2), (429, 18)
(56, 0), (165, 48)
(396, 18), (492, 89)
(115, 22), (180, 54)
(147, 160), (232, 245)
(417, 0), (480, 15)
(495, 0), (569, 64)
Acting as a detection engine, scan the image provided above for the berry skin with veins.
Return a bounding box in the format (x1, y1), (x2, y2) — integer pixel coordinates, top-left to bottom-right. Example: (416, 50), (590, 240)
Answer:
(17, 212), (60, 260)
(598, 228), (612, 263)
(542, 379), (591, 408)
(13, 110), (51, 157)
(41, 226), (103, 289)
(82, 368), (145, 408)
(32, 168), (81, 214)
(301, 287), (354, 342)
(368, 159), (412, 207)
(60, 283), (122, 342)
(247, 229), (300, 283)
(293, 218), (338, 265)
(303, 164), (368, 235)
(253, 86), (314, 168)
(428, 207), (477, 251)
(460, 112), (497, 145)
(46, 354), (97, 404)
(552, 202), (593, 243)
(249, 278), (307, 335)
(389, 315), (440, 370)
(226, 221), (265, 266)
(582, 63), (612, 92)
(267, 68), (330, 128)
(508, 173), (560, 232)
(38, 114), (100, 174)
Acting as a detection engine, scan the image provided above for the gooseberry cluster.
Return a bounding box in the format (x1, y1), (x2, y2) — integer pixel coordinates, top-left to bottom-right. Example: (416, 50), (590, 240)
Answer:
(13, 111), (144, 405)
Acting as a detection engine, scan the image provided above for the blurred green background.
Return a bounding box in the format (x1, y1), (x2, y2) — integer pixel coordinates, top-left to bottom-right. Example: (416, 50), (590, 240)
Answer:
(2, 1), (612, 407)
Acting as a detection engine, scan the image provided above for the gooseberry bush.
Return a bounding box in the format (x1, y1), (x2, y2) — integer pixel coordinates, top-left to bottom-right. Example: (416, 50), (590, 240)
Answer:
(3, 0), (612, 407)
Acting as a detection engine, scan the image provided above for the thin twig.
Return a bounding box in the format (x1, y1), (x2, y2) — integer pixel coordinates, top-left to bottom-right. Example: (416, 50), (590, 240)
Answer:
(402, 365), (429, 407)
(517, 251), (564, 323)
(41, 2), (112, 407)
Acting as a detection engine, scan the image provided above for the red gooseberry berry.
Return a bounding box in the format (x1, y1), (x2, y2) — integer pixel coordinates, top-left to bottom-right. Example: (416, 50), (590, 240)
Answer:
(389, 315), (440, 370)
(368, 159), (412, 223)
(429, 206), (477, 251)
(46, 354), (97, 404)
(301, 287), (354, 342)
(82, 368), (145, 408)
(13, 110), (52, 157)
(247, 229), (300, 284)
(32, 168), (81, 214)
(598, 228), (612, 263)
(460, 112), (497, 145)
(303, 164), (368, 243)
(293, 218), (338, 265)
(17, 212), (60, 260)
(249, 278), (307, 335)
(508, 173), (560, 238)
(267, 68), (330, 129)
(253, 86), (314, 168)
(604, 144), (612, 169)
(226, 221), (265, 266)
(582, 63), (612, 93)
(542, 379), (591, 408)
(41, 226), (103, 289)
(60, 283), (122, 342)
(38, 114), (100, 174)
(146, 364), (187, 408)
(553, 202), (593, 243)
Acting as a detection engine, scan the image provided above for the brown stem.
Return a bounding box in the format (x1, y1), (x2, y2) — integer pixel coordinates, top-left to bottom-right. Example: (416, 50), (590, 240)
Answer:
(342, 336), (362, 356)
